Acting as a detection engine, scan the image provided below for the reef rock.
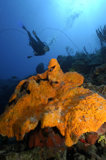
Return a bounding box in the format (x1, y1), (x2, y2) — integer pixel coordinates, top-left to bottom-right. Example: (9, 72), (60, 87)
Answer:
(90, 63), (106, 85)
(0, 59), (105, 147)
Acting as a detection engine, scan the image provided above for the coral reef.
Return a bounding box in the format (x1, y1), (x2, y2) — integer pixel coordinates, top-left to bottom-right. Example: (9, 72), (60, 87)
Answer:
(58, 25), (106, 81)
(0, 132), (105, 160)
(90, 63), (106, 85)
(57, 55), (73, 72)
(0, 145), (66, 160)
(67, 141), (106, 160)
(28, 126), (65, 149)
(96, 25), (106, 47)
(83, 82), (106, 98)
(0, 59), (105, 148)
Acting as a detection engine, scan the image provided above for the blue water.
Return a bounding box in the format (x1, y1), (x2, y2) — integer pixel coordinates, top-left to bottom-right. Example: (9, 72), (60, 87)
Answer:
(0, 0), (106, 79)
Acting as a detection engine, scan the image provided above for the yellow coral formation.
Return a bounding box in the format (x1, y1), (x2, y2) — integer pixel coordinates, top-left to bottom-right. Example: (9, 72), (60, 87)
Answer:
(0, 58), (105, 147)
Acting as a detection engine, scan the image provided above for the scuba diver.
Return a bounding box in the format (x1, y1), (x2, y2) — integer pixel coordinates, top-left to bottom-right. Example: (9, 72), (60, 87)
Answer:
(22, 25), (50, 58)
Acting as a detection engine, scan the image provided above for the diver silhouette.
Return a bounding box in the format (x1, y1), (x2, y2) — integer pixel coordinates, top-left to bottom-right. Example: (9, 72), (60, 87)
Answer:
(22, 25), (50, 58)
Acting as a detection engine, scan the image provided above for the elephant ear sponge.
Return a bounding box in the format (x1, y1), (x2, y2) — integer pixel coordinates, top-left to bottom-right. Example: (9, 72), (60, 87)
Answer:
(0, 58), (105, 147)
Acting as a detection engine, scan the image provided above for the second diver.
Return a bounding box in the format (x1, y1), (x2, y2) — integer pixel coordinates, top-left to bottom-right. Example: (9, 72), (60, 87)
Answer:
(22, 25), (50, 58)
